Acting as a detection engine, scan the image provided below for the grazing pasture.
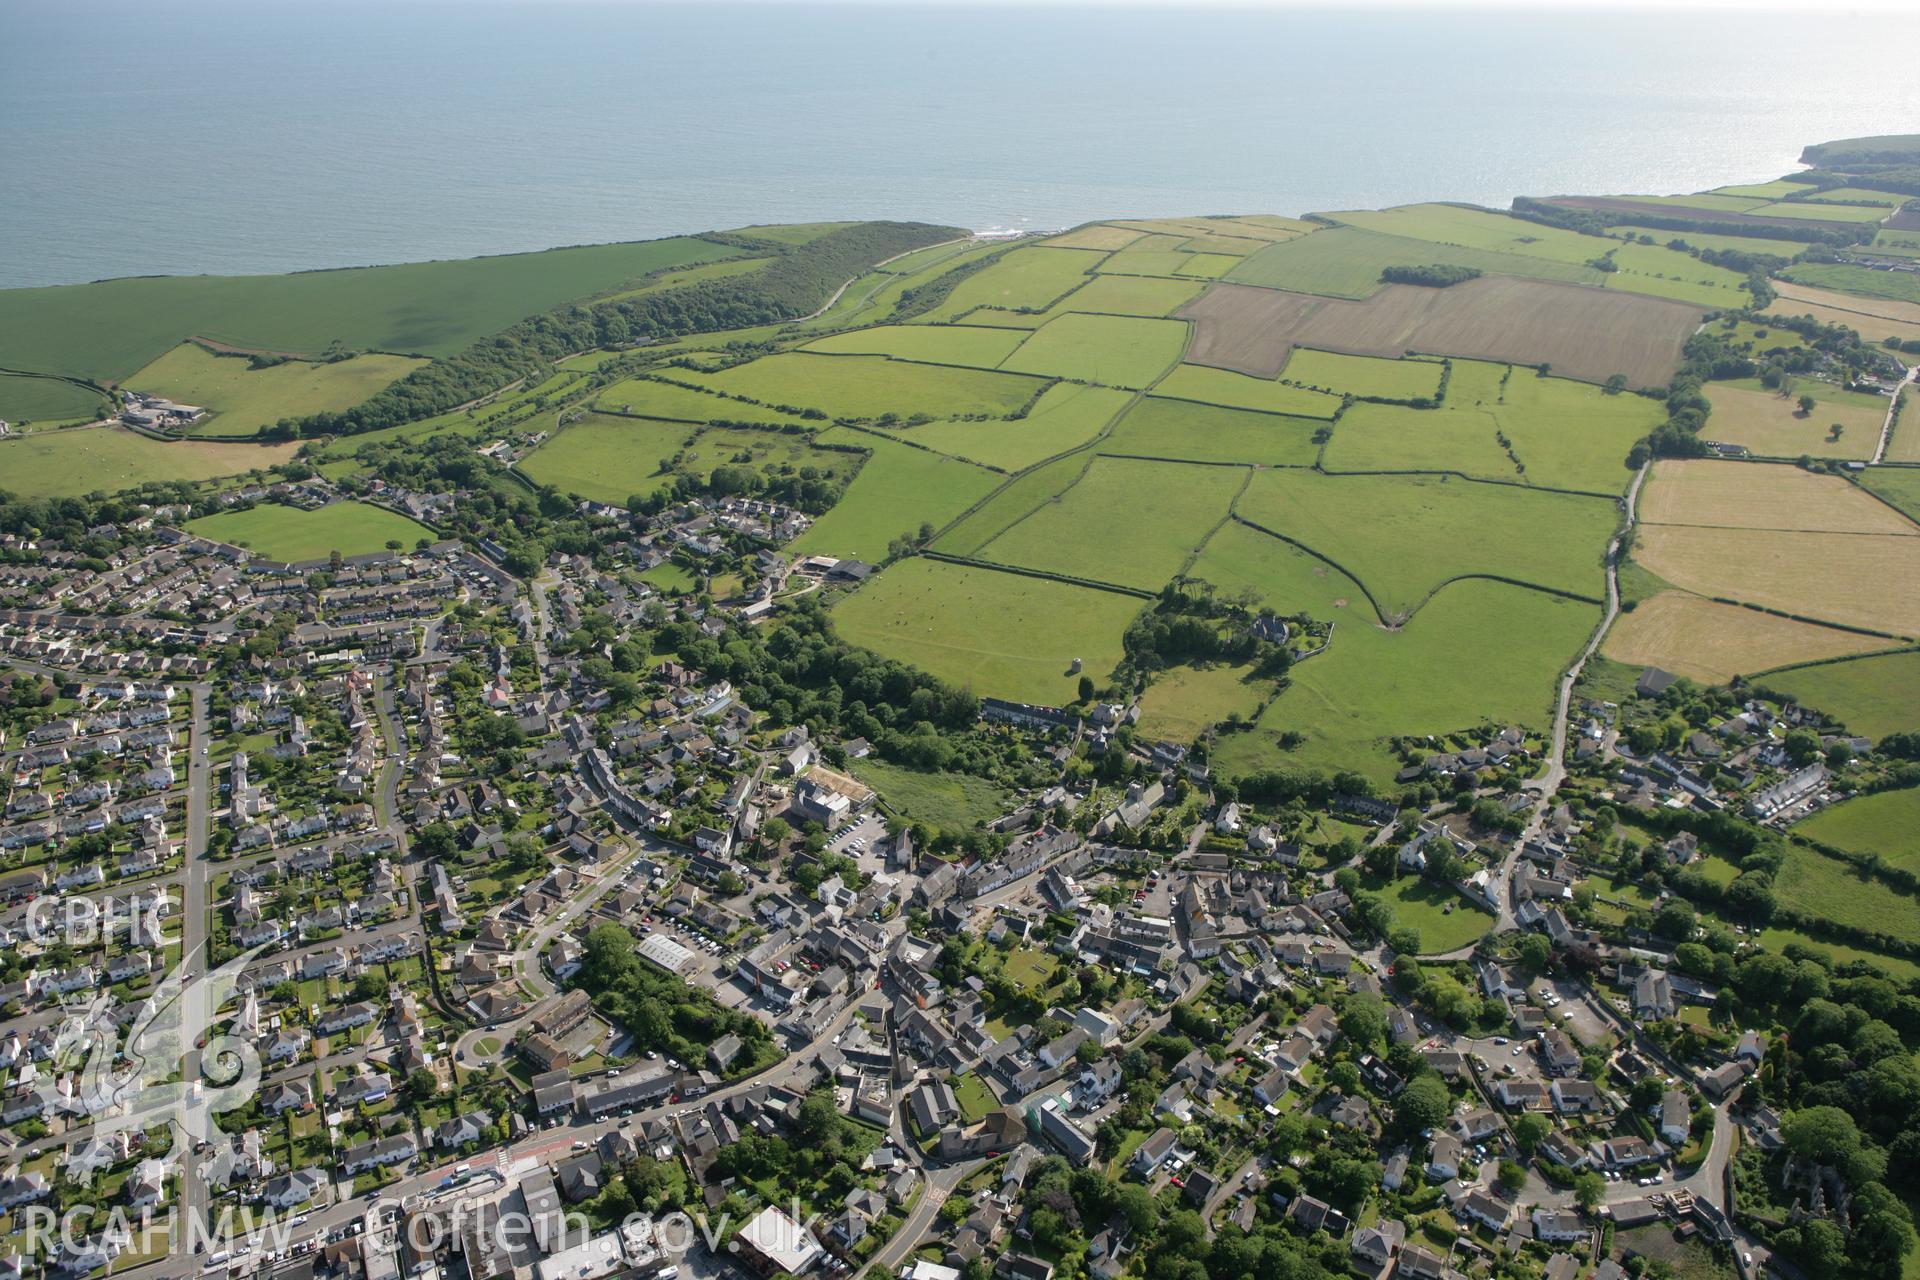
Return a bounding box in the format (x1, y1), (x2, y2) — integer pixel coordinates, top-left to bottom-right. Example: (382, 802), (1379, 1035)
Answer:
(1485, 364), (1662, 494)
(676, 352), (1044, 421)
(1761, 650), (1920, 739)
(1322, 389), (1520, 481)
(932, 453), (1089, 557)
(1781, 263), (1920, 307)
(0, 373), (105, 425)
(1152, 364), (1343, 418)
(832, 559), (1140, 705)
(898, 382), (1129, 472)
(976, 456), (1246, 590)
(914, 247), (1103, 321)
(185, 500), (433, 562)
(1701, 379), (1884, 460)
(128, 344), (427, 437)
(1863, 452), (1920, 510)
(1101, 397), (1322, 467)
(788, 428), (997, 562)
(1796, 788), (1920, 875)
(1601, 591), (1891, 684)
(1181, 276), (1700, 389)
(1235, 469), (1615, 621)
(0, 428), (296, 498)
(971, 273), (1203, 326)
(802, 324), (1025, 369)
(999, 314), (1188, 388)
(1224, 225), (1604, 299)
(1767, 279), (1920, 344)
(1633, 525), (1920, 637)
(595, 375), (813, 425)
(1043, 225), (1148, 251)
(1280, 349), (1444, 401)
(516, 416), (704, 505)
(1136, 664), (1272, 743)
(1638, 460), (1913, 534)
(0, 235), (737, 384)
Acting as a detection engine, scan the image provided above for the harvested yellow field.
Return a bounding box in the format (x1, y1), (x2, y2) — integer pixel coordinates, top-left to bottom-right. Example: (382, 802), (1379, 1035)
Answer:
(1702, 382), (1882, 461)
(1767, 280), (1920, 344)
(1634, 525), (1920, 637)
(1639, 460), (1916, 534)
(1602, 590), (1893, 683)
(1044, 225), (1147, 251)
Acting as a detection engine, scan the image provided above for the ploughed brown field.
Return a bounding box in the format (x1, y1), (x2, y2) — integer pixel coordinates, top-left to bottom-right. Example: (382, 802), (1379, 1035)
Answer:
(1535, 196), (1847, 234)
(1179, 275), (1700, 389)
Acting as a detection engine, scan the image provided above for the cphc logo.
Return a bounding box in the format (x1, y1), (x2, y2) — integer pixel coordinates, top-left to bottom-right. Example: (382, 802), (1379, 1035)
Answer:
(36, 944), (268, 1179)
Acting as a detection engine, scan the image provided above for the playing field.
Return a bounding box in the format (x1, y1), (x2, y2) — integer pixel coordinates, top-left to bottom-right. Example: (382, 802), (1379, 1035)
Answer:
(1601, 591), (1891, 684)
(127, 343), (427, 438)
(0, 235), (738, 384)
(832, 558), (1142, 705)
(897, 382), (1129, 472)
(1782, 263), (1920, 307)
(999, 314), (1188, 388)
(1280, 349), (1443, 401)
(790, 429), (1000, 562)
(1702, 379), (1886, 461)
(1760, 650), (1920, 740)
(975, 456), (1246, 590)
(1102, 397), (1323, 467)
(0, 427), (297, 498)
(517, 415), (705, 505)
(594, 376), (813, 425)
(0, 372), (105, 424)
(185, 499), (434, 562)
(1182, 275), (1700, 389)
(1152, 364), (1343, 418)
(1797, 788), (1920, 875)
(676, 352), (1045, 421)
(1234, 469), (1615, 622)
(1639, 460), (1913, 534)
(1766, 279), (1920, 345)
(914, 246), (1104, 322)
(802, 324), (1026, 369)
(1135, 663), (1273, 743)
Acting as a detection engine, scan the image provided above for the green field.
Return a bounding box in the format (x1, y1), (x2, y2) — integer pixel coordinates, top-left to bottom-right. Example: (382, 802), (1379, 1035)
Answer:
(849, 757), (1016, 833)
(1102, 396), (1322, 467)
(915, 246), (1104, 322)
(932, 453), (1089, 557)
(1797, 788), (1920, 875)
(999, 314), (1189, 389)
(1037, 274), (1205, 319)
(596, 375), (813, 425)
(517, 415), (705, 505)
(1201, 523), (1594, 782)
(833, 558), (1141, 704)
(0, 236), (738, 384)
(734, 222), (863, 245)
(0, 428), (298, 498)
(1135, 663), (1273, 742)
(1233, 469), (1616, 622)
(790, 428), (1000, 562)
(975, 456), (1246, 590)
(1359, 872), (1496, 955)
(1782, 263), (1920, 306)
(1710, 180), (1817, 199)
(1152, 364), (1344, 418)
(896, 382), (1129, 472)
(1226, 224), (1605, 299)
(1282, 349), (1444, 401)
(185, 499), (434, 562)
(1797, 187), (1905, 207)
(803, 324), (1026, 369)
(1862, 466), (1920, 524)
(1752, 200), (1888, 224)
(1774, 844), (1920, 948)
(1761, 650), (1920, 739)
(677, 352), (1045, 421)
(1323, 360), (1520, 480)
(128, 343), (427, 437)
(0, 372), (105, 424)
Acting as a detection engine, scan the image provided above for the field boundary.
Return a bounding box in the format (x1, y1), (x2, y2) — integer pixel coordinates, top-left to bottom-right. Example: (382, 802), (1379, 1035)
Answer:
(916, 550), (1157, 600)
(1224, 513), (1392, 626)
(1744, 642), (1920, 683)
(1701, 595), (1911, 643)
(1310, 463), (1619, 502)
(1147, 390), (1343, 423)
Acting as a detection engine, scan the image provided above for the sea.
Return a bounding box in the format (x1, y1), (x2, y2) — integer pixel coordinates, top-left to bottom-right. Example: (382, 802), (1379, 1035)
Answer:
(2, 0), (1916, 291)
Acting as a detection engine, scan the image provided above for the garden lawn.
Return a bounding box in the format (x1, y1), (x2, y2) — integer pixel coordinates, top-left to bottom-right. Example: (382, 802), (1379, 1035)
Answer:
(791, 429), (1000, 562)
(185, 500), (434, 562)
(849, 757), (1016, 833)
(950, 1073), (999, 1123)
(1795, 787), (1920, 875)
(832, 559), (1140, 705)
(0, 428), (296, 499)
(999, 314), (1189, 389)
(678, 352), (1045, 421)
(977, 455), (1245, 591)
(130, 343), (427, 437)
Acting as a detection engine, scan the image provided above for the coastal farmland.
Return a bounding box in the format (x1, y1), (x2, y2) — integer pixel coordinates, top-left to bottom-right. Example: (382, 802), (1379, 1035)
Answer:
(594, 376), (813, 426)
(128, 343), (428, 437)
(184, 499), (434, 562)
(998, 314), (1188, 388)
(1766, 279), (1920, 345)
(0, 428), (297, 498)
(1151, 364), (1343, 418)
(1280, 348), (1444, 401)
(892, 382), (1128, 472)
(0, 372), (106, 425)
(517, 415), (704, 505)
(789, 429), (1000, 563)
(674, 352), (1045, 421)
(1102, 397), (1322, 467)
